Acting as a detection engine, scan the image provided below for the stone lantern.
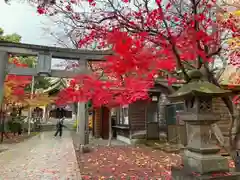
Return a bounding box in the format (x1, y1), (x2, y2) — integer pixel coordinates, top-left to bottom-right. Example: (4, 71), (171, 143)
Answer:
(169, 70), (240, 179)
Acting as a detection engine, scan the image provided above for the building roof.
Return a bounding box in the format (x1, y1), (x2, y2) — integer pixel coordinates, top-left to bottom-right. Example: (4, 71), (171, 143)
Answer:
(218, 65), (240, 85)
(218, 65), (240, 90)
(42, 78), (68, 94)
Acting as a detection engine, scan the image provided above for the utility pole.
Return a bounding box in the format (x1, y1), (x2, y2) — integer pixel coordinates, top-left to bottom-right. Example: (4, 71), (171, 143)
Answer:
(28, 76), (35, 135)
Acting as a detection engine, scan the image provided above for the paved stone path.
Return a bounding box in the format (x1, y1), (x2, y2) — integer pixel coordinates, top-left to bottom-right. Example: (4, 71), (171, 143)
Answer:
(0, 131), (81, 180)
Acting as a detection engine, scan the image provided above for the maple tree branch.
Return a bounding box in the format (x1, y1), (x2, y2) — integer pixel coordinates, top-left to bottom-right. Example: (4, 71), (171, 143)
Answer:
(203, 61), (235, 148)
(161, 17), (190, 82)
(191, 0), (203, 69)
(170, 0), (185, 18)
(206, 47), (222, 58)
(182, 61), (196, 70)
(105, 0), (164, 38)
(52, 4), (118, 37)
(143, 0), (150, 14)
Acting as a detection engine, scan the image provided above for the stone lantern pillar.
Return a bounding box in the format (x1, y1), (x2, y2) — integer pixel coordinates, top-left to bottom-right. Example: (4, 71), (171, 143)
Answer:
(169, 70), (240, 179)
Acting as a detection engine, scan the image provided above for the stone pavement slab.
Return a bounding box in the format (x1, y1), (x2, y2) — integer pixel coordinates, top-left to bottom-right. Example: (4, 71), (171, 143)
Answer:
(0, 131), (81, 180)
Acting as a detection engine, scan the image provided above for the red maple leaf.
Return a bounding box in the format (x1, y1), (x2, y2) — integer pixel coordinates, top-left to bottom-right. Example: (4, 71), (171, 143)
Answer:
(35, 0), (239, 107)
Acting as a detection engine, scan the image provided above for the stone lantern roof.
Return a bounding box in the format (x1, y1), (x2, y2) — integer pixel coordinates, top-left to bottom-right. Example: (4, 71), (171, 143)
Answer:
(169, 69), (231, 101)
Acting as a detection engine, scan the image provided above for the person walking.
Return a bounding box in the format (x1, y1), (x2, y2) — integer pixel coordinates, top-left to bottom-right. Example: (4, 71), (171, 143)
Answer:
(54, 117), (65, 137)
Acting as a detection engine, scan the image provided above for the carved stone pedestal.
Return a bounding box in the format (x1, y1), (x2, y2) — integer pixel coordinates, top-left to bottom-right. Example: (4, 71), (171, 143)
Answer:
(183, 150), (228, 173)
(172, 167), (240, 180)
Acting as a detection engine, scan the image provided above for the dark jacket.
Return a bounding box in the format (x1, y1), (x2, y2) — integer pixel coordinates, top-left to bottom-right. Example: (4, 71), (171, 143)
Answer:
(56, 120), (64, 129)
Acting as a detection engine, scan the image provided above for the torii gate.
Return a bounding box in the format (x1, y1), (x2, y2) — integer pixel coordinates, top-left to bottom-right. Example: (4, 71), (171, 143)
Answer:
(0, 41), (111, 145)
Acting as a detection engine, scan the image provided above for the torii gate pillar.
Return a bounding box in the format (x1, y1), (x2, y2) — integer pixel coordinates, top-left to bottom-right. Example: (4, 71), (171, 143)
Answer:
(0, 51), (8, 106)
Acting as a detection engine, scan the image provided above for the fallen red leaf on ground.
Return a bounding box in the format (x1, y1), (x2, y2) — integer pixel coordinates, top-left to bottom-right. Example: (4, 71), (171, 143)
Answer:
(75, 146), (181, 179)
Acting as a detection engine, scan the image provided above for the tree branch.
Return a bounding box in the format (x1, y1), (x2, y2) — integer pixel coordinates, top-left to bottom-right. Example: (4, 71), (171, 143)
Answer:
(162, 18), (190, 82)
(206, 47), (222, 58)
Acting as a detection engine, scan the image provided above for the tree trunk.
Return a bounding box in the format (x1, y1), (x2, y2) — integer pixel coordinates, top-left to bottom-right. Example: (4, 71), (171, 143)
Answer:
(203, 64), (236, 157)
(233, 108), (240, 149)
(107, 108), (112, 146)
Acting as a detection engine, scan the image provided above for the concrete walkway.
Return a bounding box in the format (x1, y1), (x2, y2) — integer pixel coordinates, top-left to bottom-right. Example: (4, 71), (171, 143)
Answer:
(0, 131), (81, 180)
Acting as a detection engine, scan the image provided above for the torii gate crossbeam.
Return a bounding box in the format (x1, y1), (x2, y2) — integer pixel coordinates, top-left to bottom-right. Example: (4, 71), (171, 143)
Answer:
(0, 41), (112, 145)
(0, 41), (112, 104)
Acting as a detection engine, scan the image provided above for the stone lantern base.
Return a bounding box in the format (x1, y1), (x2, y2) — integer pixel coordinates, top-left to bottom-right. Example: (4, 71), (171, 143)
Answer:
(182, 150), (229, 174)
(172, 166), (240, 180)
(171, 149), (240, 180)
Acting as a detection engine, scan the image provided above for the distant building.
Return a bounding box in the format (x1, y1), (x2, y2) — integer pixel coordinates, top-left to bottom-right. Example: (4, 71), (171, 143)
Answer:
(40, 77), (74, 120)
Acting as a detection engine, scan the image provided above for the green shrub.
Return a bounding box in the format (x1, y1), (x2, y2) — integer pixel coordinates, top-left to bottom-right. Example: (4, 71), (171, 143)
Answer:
(8, 117), (23, 133)
(8, 121), (22, 133)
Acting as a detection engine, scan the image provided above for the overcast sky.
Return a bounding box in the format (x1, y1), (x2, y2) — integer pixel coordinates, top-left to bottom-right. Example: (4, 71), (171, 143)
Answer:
(0, 1), (68, 67)
(0, 1), (55, 45)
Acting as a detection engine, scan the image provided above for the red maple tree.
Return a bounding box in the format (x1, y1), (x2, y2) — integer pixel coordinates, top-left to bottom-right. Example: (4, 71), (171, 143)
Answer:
(4, 57), (32, 104)
(35, 0), (239, 146)
(38, 0), (235, 102)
